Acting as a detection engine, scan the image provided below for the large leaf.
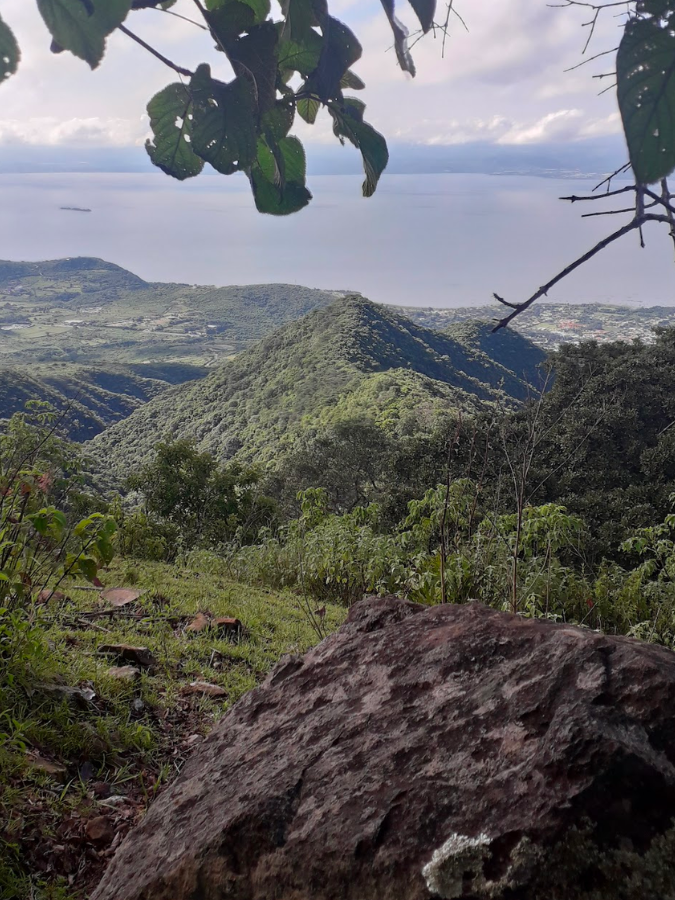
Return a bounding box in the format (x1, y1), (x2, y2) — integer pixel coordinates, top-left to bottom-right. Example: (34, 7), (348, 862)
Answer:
(145, 83), (204, 180)
(206, 0), (269, 16)
(279, 0), (318, 43)
(328, 99), (389, 197)
(0, 15), (20, 84)
(227, 21), (278, 113)
(37, 0), (132, 69)
(314, 16), (362, 101)
(249, 137), (312, 215)
(278, 31), (323, 77)
(379, 0), (415, 76)
(190, 65), (258, 175)
(205, 0), (270, 45)
(618, 15), (675, 184)
(407, 0), (435, 32)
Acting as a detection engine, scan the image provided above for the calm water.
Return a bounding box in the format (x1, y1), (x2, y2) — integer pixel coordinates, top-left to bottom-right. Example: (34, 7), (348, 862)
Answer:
(0, 171), (673, 308)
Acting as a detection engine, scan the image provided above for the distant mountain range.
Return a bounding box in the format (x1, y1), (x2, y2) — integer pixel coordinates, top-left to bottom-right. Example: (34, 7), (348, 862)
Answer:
(87, 296), (546, 482)
(2, 257), (673, 453)
(0, 137), (626, 179)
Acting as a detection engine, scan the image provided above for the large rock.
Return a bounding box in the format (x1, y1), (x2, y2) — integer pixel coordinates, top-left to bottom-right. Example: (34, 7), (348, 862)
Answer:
(92, 598), (675, 900)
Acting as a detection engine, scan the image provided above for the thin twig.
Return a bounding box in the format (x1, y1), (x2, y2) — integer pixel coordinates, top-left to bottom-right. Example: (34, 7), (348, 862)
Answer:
(118, 24), (194, 77)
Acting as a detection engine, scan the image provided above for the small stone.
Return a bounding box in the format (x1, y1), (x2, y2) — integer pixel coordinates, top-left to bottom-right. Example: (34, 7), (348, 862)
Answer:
(181, 681), (227, 698)
(106, 665), (141, 682)
(98, 644), (156, 669)
(93, 781), (112, 799)
(86, 816), (115, 845)
(131, 698), (145, 714)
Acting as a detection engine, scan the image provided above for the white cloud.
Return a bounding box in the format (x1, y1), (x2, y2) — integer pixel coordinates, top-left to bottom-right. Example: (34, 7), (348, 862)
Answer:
(0, 0), (624, 149)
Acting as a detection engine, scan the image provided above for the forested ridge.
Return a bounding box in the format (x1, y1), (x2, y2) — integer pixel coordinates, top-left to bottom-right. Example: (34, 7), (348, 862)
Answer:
(87, 296), (546, 481)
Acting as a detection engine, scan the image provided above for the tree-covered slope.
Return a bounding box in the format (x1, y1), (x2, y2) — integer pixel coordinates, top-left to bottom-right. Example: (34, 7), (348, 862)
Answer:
(88, 297), (546, 481)
(0, 365), (169, 441)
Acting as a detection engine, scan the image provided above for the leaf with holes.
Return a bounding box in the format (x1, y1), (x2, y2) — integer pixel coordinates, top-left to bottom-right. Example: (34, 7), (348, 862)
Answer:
(190, 65), (258, 175)
(328, 99), (389, 197)
(37, 0), (132, 68)
(0, 15), (19, 84)
(618, 15), (675, 183)
(145, 83), (204, 180)
(250, 137), (312, 215)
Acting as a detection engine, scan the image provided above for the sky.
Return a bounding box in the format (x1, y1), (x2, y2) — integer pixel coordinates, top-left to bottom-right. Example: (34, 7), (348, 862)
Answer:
(0, 0), (625, 151)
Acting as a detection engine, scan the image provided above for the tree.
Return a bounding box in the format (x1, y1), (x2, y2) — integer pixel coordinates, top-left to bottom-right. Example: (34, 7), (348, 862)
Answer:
(127, 438), (275, 547)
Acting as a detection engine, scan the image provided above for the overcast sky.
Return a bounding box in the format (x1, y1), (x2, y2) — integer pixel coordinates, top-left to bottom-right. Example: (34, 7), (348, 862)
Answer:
(0, 0), (623, 149)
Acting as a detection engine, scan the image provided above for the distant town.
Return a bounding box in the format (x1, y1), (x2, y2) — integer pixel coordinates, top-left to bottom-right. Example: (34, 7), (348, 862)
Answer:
(400, 302), (675, 350)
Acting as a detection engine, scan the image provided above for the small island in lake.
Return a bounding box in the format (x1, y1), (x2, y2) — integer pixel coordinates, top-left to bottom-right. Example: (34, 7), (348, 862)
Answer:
(60, 206), (92, 213)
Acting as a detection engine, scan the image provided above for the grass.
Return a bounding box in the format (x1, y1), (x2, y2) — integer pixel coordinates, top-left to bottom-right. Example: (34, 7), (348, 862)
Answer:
(0, 561), (346, 900)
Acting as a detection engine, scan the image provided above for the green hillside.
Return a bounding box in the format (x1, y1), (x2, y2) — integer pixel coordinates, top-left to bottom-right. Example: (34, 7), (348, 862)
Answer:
(0, 365), (170, 441)
(0, 257), (346, 369)
(88, 296), (547, 482)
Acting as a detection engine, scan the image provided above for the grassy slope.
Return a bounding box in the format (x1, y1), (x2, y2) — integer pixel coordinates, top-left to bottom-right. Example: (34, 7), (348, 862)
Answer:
(88, 296), (547, 482)
(0, 559), (345, 900)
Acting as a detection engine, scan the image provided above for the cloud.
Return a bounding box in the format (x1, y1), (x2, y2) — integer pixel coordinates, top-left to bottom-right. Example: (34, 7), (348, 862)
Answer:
(0, 0), (624, 151)
(0, 117), (148, 147)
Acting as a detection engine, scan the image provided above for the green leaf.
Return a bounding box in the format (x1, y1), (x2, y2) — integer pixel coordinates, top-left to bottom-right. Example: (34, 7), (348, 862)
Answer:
(278, 32), (322, 76)
(379, 0), (415, 76)
(250, 137), (312, 215)
(279, 0), (318, 43)
(190, 65), (258, 174)
(407, 0), (435, 32)
(145, 83), (205, 181)
(227, 21), (279, 113)
(340, 69), (365, 90)
(636, 0), (672, 14)
(297, 94), (320, 124)
(262, 102), (295, 143)
(205, 1), (265, 45)
(76, 556), (98, 583)
(37, 0), (132, 69)
(314, 16), (362, 101)
(618, 15), (675, 183)
(206, 0), (269, 17)
(0, 15), (20, 85)
(328, 99), (389, 197)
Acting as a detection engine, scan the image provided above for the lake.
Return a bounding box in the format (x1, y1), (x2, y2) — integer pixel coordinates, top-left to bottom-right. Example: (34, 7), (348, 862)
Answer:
(0, 171), (673, 308)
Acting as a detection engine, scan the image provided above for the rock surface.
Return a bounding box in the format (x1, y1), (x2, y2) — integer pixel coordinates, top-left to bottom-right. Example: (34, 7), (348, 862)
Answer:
(92, 598), (675, 900)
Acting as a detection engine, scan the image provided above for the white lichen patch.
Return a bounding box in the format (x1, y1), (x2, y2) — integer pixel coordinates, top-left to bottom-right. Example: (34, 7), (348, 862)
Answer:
(422, 832), (491, 899)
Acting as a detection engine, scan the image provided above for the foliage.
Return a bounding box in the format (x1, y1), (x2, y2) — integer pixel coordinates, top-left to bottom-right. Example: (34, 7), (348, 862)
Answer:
(0, 0), (443, 214)
(0, 405), (117, 609)
(88, 296), (545, 484)
(124, 439), (276, 553)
